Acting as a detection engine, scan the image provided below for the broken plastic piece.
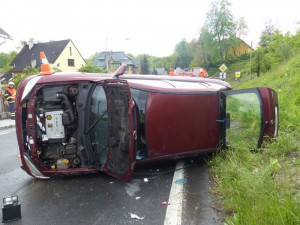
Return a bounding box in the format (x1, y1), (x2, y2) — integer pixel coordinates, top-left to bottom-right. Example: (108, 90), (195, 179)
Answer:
(175, 179), (187, 186)
(129, 213), (144, 220)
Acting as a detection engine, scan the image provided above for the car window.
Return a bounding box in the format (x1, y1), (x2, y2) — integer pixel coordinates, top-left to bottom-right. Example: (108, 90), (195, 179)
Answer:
(130, 88), (148, 159)
(89, 85), (108, 166)
(226, 92), (262, 149)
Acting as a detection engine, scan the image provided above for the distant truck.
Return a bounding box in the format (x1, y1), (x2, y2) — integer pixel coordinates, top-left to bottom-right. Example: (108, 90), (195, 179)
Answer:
(169, 67), (208, 78)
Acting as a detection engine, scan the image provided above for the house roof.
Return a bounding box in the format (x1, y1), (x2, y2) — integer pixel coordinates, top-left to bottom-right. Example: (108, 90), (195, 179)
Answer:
(94, 51), (134, 67)
(10, 39), (71, 72)
(2, 70), (12, 82)
(0, 28), (13, 39)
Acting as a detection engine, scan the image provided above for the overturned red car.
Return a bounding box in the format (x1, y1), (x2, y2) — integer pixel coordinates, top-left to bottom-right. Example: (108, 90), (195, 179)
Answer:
(15, 64), (278, 181)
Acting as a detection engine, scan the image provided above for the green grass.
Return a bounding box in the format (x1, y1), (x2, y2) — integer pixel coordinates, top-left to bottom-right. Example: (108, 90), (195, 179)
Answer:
(209, 54), (300, 224)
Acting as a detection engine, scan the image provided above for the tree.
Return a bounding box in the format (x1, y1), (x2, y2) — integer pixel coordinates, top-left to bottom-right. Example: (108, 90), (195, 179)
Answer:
(12, 66), (40, 87)
(205, 0), (237, 63)
(235, 17), (248, 39)
(78, 64), (107, 73)
(140, 55), (150, 74)
(127, 53), (134, 59)
(78, 53), (108, 73)
(0, 51), (17, 72)
(252, 48), (264, 77)
(174, 39), (193, 68)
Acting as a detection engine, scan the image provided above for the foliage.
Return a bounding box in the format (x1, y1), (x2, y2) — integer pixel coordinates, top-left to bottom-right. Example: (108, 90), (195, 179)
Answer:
(205, 0), (237, 63)
(174, 39), (193, 69)
(78, 53), (107, 73)
(23, 66), (40, 75)
(0, 51), (17, 72)
(12, 66), (40, 88)
(140, 55), (150, 74)
(127, 53), (134, 59)
(52, 66), (63, 72)
(78, 64), (107, 73)
(234, 17), (248, 39)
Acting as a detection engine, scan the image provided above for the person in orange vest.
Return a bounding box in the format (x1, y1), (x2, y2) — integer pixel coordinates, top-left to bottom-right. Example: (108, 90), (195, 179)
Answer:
(4, 81), (16, 120)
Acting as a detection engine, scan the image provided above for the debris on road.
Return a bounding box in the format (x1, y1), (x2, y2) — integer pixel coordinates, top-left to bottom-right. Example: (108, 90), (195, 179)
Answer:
(161, 201), (168, 205)
(135, 197), (141, 200)
(129, 213), (144, 220)
(175, 179), (187, 186)
(143, 178), (148, 182)
(109, 182), (114, 184)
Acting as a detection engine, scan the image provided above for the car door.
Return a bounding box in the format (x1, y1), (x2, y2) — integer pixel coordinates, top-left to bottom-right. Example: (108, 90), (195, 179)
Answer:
(220, 87), (278, 149)
(102, 79), (137, 181)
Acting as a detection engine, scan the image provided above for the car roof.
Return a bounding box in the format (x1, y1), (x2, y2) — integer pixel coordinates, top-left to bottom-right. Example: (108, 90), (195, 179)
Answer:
(36, 72), (231, 92)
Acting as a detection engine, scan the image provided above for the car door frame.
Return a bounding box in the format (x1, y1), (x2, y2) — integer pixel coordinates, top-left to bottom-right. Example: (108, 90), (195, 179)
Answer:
(101, 79), (137, 181)
(220, 87), (265, 149)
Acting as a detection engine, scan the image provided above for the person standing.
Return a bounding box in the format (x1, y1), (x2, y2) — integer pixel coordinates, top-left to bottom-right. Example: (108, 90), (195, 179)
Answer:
(4, 81), (16, 120)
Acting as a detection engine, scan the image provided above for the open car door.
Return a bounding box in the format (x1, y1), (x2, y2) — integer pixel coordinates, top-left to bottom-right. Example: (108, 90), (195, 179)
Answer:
(102, 79), (137, 181)
(220, 87), (278, 149)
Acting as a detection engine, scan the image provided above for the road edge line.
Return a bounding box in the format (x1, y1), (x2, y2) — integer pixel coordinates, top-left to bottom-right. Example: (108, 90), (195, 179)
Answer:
(164, 160), (184, 225)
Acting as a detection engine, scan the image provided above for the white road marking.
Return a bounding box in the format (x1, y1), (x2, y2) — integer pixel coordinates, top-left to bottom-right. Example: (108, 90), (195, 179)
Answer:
(164, 160), (184, 225)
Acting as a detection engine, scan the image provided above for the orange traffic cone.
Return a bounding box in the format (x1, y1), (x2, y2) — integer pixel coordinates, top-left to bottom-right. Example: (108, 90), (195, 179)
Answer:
(39, 51), (54, 75)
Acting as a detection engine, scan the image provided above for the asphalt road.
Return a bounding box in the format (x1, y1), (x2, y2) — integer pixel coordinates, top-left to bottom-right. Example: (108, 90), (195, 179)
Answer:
(0, 127), (223, 225)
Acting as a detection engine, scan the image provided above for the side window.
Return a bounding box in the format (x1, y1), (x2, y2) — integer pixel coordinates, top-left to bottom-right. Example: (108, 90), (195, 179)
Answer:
(130, 88), (148, 114)
(130, 88), (148, 159)
(89, 85), (108, 166)
(224, 91), (263, 149)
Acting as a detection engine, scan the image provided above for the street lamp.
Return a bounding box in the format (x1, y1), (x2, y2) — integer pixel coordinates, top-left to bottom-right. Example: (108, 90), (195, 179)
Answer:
(105, 38), (130, 71)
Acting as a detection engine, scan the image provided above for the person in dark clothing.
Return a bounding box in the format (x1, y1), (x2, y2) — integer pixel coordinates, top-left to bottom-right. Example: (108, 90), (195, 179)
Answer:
(4, 81), (16, 120)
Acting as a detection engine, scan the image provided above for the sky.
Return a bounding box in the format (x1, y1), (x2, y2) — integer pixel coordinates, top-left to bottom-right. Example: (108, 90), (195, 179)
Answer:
(1, 0), (300, 58)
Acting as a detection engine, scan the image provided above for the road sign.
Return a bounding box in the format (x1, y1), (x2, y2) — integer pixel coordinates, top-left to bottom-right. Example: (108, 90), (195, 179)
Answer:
(219, 64), (227, 72)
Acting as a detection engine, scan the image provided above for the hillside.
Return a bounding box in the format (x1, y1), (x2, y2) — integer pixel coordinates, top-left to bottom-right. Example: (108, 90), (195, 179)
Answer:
(210, 53), (300, 224)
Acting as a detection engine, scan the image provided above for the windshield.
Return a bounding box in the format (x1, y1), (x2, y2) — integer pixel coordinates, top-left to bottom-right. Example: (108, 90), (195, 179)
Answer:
(224, 90), (263, 149)
(89, 84), (108, 166)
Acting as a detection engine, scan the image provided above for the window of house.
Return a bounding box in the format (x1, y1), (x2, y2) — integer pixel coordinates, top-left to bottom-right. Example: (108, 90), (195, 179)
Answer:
(68, 59), (75, 67)
(113, 63), (121, 71)
(70, 47), (72, 56)
(31, 59), (36, 68)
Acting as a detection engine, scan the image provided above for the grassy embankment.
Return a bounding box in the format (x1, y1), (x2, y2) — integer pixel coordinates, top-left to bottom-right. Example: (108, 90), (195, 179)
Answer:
(209, 54), (300, 224)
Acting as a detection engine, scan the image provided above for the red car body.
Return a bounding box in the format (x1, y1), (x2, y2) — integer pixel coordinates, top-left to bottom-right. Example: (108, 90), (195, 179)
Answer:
(15, 68), (278, 181)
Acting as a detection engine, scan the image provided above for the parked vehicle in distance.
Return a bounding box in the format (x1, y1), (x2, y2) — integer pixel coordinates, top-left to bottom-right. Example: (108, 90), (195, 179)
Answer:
(15, 61), (278, 181)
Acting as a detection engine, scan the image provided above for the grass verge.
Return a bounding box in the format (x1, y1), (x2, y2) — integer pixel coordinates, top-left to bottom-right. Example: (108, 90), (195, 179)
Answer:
(209, 54), (300, 224)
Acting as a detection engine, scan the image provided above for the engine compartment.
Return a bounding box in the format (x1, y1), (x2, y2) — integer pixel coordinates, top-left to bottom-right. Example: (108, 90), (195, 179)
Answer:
(34, 85), (81, 170)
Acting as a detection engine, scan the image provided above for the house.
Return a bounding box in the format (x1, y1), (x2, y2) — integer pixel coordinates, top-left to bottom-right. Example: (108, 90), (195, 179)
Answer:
(229, 39), (252, 57)
(0, 27), (13, 45)
(93, 51), (140, 74)
(2, 39), (86, 82)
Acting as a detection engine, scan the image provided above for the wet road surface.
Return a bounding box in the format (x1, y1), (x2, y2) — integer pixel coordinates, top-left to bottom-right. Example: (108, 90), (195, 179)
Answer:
(0, 128), (223, 225)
